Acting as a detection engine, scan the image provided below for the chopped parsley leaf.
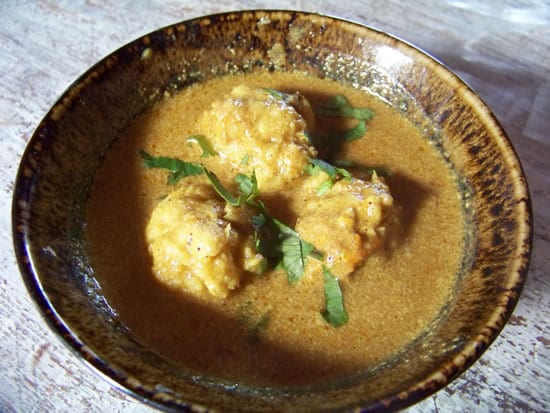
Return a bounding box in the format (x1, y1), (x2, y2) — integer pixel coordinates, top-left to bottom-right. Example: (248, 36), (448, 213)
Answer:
(251, 311), (271, 337)
(308, 158), (352, 180)
(252, 205), (321, 284)
(332, 159), (392, 178)
(240, 153), (250, 165)
(263, 88), (289, 101)
(140, 150), (320, 284)
(316, 121), (367, 159)
(139, 150), (204, 185)
(186, 135), (218, 158)
(169, 165), (322, 284)
(203, 169), (243, 206)
(238, 305), (271, 343)
(306, 158), (351, 195)
(272, 217), (317, 284)
(321, 267), (349, 327)
(314, 95), (374, 120)
(312, 96), (374, 158)
(235, 172), (260, 203)
(338, 119), (367, 142)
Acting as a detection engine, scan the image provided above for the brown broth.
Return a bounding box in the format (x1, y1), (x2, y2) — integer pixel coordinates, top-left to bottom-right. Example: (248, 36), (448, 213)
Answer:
(85, 71), (465, 387)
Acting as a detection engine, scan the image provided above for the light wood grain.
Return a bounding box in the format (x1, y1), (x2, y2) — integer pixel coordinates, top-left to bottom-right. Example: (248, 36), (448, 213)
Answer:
(1, 1), (548, 412)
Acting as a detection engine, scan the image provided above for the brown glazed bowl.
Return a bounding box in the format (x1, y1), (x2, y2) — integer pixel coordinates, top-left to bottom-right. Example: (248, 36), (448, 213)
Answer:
(12, 10), (532, 412)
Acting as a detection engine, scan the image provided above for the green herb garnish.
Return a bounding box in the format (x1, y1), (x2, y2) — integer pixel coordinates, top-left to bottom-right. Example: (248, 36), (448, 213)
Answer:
(202, 169), (242, 206)
(263, 88), (289, 101)
(186, 135), (218, 158)
(332, 159), (392, 178)
(251, 203), (322, 284)
(200, 169), (260, 207)
(313, 96), (374, 158)
(139, 150), (204, 185)
(337, 120), (367, 142)
(321, 267), (349, 327)
(238, 305), (272, 343)
(307, 158), (352, 181)
(273, 217), (319, 284)
(235, 172), (260, 203)
(316, 121), (367, 159)
(240, 153), (250, 165)
(314, 95), (374, 120)
(306, 158), (352, 195)
(250, 311), (271, 338)
(140, 91), (375, 328)
(197, 166), (321, 284)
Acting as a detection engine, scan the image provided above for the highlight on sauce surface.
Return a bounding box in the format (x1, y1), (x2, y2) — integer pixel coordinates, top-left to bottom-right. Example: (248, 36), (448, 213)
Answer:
(85, 71), (465, 386)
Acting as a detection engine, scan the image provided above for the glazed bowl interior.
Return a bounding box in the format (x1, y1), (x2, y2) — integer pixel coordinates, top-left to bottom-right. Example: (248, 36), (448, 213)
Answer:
(13, 10), (531, 412)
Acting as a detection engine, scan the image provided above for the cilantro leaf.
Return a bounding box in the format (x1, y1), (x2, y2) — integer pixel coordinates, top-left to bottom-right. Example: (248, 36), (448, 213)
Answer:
(312, 95), (374, 158)
(251, 211), (280, 263)
(263, 88), (289, 101)
(251, 311), (271, 336)
(235, 172), (259, 203)
(203, 169), (242, 206)
(280, 234), (315, 284)
(252, 205), (321, 284)
(308, 158), (351, 180)
(321, 267), (349, 327)
(307, 158), (352, 195)
(237, 303), (271, 343)
(332, 159), (392, 178)
(316, 179), (334, 196)
(203, 170), (260, 207)
(317, 124), (366, 160)
(270, 217), (316, 283)
(251, 212), (267, 230)
(139, 150), (204, 184)
(186, 135), (218, 158)
(141, 148), (324, 289)
(314, 95), (374, 120)
(339, 120), (367, 142)
(198, 170), (320, 283)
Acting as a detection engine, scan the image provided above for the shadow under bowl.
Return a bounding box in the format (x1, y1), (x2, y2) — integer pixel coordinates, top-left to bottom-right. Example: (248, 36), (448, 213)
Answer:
(12, 10), (532, 412)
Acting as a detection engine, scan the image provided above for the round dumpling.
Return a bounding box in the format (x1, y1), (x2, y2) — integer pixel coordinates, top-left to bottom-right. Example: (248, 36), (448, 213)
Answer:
(295, 173), (394, 279)
(145, 178), (262, 298)
(197, 85), (317, 193)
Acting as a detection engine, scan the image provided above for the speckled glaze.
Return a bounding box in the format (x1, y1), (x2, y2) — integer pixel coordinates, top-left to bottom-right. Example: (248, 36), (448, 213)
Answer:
(12, 10), (532, 412)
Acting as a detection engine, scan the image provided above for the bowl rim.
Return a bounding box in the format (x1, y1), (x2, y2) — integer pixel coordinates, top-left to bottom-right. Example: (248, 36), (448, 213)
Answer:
(11, 9), (533, 412)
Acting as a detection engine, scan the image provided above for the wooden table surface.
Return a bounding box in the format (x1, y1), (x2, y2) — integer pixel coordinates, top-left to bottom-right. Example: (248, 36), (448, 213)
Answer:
(1, 1), (548, 411)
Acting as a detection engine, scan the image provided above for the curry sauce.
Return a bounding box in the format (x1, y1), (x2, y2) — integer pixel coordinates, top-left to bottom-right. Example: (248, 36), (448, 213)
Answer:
(86, 71), (465, 386)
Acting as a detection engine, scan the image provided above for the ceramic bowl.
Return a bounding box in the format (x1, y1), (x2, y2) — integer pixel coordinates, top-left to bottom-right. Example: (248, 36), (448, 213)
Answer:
(12, 10), (532, 412)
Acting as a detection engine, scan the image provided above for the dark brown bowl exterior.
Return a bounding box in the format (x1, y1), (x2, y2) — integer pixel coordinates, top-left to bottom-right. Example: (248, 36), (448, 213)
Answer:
(12, 10), (532, 412)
